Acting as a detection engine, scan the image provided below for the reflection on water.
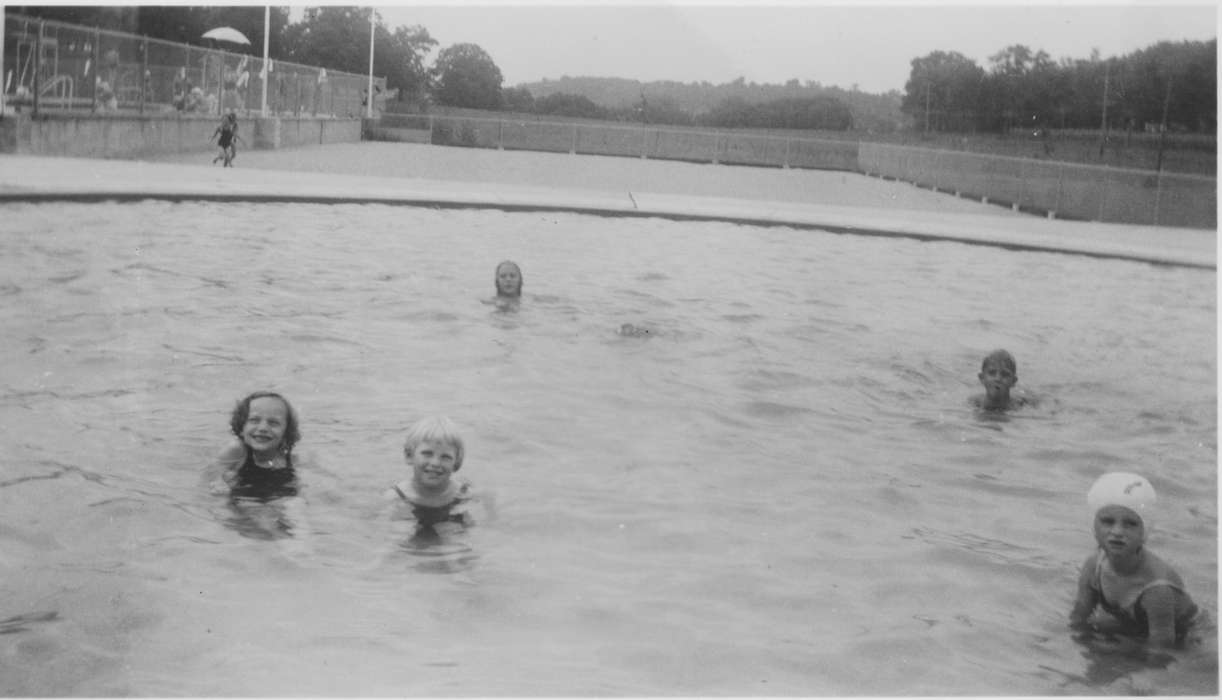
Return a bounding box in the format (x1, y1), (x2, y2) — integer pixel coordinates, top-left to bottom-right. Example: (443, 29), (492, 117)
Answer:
(0, 201), (1214, 696)
(398, 526), (479, 575)
(224, 497), (301, 541)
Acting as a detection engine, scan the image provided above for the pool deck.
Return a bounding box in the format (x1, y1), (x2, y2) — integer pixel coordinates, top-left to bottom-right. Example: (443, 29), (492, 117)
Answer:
(0, 150), (1214, 269)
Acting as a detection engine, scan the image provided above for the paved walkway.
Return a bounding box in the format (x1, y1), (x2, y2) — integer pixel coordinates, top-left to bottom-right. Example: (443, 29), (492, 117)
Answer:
(1, 145), (1214, 269)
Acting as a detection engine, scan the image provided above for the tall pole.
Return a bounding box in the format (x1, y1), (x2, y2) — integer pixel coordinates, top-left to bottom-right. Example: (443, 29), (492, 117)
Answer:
(260, 5), (269, 117)
(366, 8), (375, 119)
(0, 10), (6, 118)
(1156, 75), (1173, 172)
(1098, 61), (1110, 157)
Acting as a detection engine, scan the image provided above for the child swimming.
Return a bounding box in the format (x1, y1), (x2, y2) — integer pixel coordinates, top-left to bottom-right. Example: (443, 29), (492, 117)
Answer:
(1069, 472), (1199, 648)
(205, 391), (308, 539)
(493, 260), (522, 300)
(971, 349), (1030, 411)
(210, 391), (301, 498)
(483, 260), (523, 312)
(386, 415), (491, 547)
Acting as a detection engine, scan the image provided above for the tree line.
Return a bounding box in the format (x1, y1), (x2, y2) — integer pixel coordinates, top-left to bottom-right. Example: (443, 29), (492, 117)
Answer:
(902, 41), (1216, 134)
(13, 6), (1216, 135)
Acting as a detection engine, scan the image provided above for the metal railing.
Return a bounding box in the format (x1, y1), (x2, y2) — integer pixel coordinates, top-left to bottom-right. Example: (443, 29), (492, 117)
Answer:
(376, 112), (862, 171)
(4, 12), (384, 118)
(373, 113), (1216, 229)
(858, 142), (1216, 229)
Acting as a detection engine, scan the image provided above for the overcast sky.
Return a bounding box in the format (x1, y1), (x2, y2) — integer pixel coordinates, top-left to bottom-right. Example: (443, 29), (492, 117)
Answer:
(371, 1), (1218, 94)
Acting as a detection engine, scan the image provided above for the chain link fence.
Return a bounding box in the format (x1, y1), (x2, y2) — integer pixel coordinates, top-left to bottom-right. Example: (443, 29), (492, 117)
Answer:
(858, 142), (1215, 229)
(4, 12), (384, 118)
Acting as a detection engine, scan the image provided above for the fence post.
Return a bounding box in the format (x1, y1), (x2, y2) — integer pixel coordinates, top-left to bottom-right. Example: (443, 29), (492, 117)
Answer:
(1051, 163), (1064, 219)
(91, 27), (100, 113)
(641, 128), (648, 159)
(139, 36), (148, 115)
(497, 119), (504, 150)
(33, 21), (42, 116)
(1013, 158), (1025, 211)
(1152, 171), (1163, 226)
(1097, 169), (1110, 222)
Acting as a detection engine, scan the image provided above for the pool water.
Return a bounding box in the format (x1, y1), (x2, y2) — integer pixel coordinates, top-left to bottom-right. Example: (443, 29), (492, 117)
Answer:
(0, 200), (1215, 696)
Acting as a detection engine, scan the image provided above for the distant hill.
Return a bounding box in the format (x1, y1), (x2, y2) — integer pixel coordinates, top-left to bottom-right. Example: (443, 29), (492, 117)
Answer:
(515, 76), (907, 133)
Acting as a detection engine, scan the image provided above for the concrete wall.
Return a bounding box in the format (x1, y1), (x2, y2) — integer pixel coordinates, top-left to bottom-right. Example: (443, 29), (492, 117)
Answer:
(0, 113), (363, 159)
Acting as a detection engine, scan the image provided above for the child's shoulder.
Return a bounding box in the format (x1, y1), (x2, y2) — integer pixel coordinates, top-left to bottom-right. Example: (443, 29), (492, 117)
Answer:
(216, 438), (246, 463)
(1143, 550), (1187, 584)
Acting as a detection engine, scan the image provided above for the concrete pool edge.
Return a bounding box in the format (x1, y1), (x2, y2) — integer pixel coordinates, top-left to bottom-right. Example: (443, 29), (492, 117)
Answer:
(0, 155), (1215, 270)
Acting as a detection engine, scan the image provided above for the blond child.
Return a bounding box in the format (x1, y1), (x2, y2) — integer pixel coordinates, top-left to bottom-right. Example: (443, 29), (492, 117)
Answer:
(386, 416), (492, 545)
(971, 349), (1030, 411)
(1069, 472), (1199, 648)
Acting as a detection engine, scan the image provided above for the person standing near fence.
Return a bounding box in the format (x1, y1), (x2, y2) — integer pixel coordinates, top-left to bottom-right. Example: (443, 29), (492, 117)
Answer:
(210, 113), (243, 167)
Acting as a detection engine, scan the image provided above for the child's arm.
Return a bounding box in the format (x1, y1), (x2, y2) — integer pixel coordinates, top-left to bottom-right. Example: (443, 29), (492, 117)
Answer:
(1068, 554), (1100, 629)
(1139, 586), (1181, 648)
(201, 439), (244, 495)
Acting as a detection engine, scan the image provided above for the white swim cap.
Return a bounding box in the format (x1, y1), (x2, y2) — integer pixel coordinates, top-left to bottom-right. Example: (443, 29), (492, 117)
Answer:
(1087, 472), (1156, 528)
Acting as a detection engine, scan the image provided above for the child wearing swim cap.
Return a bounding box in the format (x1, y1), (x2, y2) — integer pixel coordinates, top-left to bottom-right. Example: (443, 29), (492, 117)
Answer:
(1068, 472), (1198, 647)
(386, 416), (493, 545)
(971, 349), (1030, 411)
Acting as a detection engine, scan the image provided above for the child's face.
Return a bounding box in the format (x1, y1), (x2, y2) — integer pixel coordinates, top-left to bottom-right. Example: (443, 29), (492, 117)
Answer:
(978, 360), (1016, 398)
(407, 439), (458, 491)
(496, 264), (522, 296)
(241, 396), (288, 455)
(1093, 505), (1146, 555)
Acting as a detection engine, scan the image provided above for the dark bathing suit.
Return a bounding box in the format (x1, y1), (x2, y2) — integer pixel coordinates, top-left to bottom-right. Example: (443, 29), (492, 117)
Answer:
(393, 483), (475, 549)
(1091, 548), (1198, 638)
(229, 450), (297, 501)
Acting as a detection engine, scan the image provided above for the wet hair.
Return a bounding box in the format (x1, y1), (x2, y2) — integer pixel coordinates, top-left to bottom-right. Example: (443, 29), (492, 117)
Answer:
(229, 391), (301, 455)
(494, 260), (523, 298)
(980, 349), (1017, 375)
(403, 415), (465, 471)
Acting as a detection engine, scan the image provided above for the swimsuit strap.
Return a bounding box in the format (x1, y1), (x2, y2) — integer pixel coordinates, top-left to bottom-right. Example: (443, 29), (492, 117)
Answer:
(241, 447), (293, 471)
(1138, 579), (1184, 596)
(393, 484), (412, 503)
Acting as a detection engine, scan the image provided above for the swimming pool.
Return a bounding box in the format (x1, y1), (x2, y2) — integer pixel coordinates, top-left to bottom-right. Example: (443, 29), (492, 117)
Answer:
(0, 200), (1215, 695)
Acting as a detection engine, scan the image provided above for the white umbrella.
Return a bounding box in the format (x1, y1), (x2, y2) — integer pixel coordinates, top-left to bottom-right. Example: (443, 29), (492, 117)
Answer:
(202, 27), (251, 46)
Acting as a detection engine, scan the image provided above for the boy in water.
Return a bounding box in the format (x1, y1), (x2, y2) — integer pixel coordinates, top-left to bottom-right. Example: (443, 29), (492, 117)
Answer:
(386, 416), (491, 546)
(1069, 472), (1198, 648)
(971, 349), (1028, 411)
